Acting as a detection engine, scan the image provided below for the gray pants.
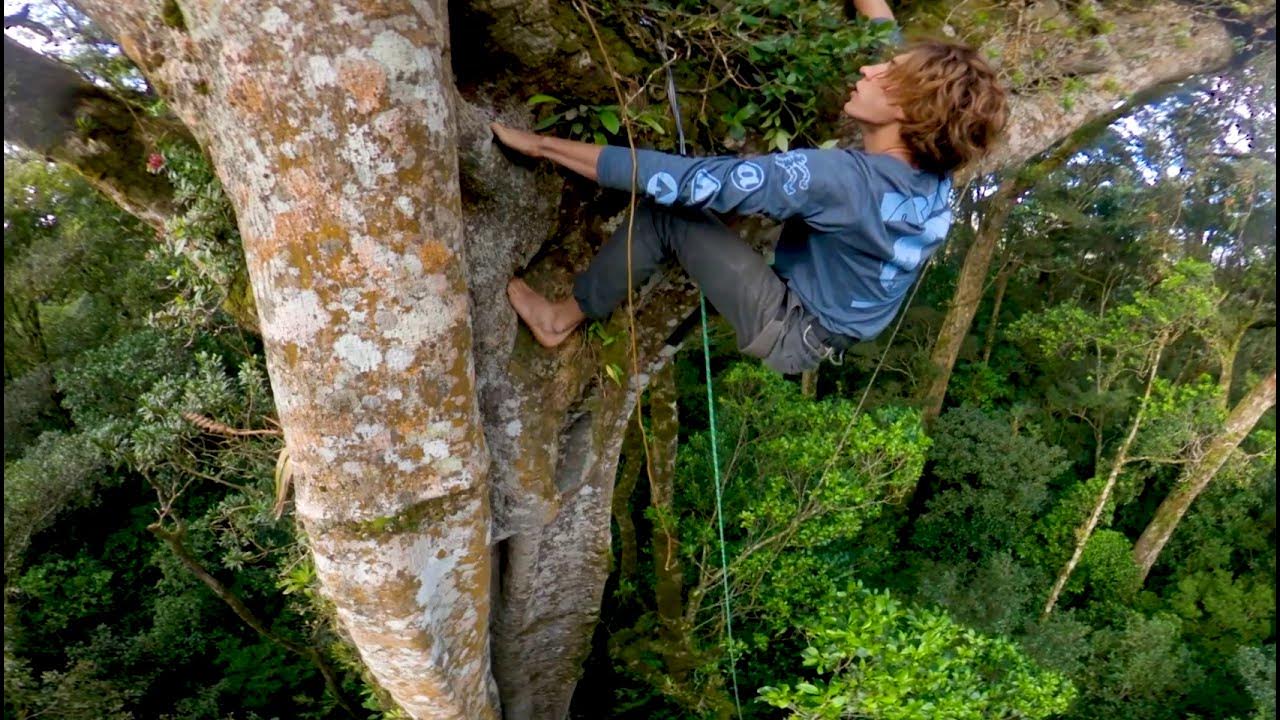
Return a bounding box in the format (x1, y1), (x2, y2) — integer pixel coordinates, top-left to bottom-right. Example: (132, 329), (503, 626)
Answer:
(572, 203), (835, 374)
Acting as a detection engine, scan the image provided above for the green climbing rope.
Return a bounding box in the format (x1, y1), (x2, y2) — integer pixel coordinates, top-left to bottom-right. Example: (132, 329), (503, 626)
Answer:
(699, 292), (745, 718)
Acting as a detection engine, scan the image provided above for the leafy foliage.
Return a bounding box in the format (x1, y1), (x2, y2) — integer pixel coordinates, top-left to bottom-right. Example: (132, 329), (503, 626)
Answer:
(759, 584), (1075, 719)
(537, 0), (897, 151)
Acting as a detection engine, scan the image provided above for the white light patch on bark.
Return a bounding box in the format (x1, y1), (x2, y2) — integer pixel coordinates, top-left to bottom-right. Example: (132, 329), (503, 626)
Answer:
(259, 6), (288, 33)
(395, 196), (415, 217)
(270, 289), (329, 342)
(311, 111), (338, 142)
(369, 30), (420, 82)
(308, 54), (337, 86)
(402, 253), (423, 276)
(386, 286), (456, 349)
(333, 333), (383, 373)
(354, 422), (383, 441)
(345, 125), (398, 189)
(421, 438), (451, 461)
(385, 346), (415, 372)
(367, 30), (449, 134)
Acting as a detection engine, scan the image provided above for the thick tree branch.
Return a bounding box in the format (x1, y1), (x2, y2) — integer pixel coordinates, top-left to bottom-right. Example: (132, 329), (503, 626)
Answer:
(3, 36), (188, 231)
(1132, 369), (1277, 582)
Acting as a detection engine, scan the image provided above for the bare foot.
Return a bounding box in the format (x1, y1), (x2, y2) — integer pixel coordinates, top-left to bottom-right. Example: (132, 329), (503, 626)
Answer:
(507, 278), (586, 348)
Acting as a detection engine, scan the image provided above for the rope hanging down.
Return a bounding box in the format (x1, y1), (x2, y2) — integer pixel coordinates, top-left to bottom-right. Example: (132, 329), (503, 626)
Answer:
(653, 33), (747, 720)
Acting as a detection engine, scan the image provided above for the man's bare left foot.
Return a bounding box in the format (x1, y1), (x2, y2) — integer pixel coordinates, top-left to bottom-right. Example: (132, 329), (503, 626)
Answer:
(506, 278), (585, 348)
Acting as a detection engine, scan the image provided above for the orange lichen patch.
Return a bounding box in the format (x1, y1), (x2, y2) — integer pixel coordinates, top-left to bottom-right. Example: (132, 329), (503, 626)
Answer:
(283, 341), (301, 367)
(332, 253), (369, 286)
(372, 107), (413, 147)
(391, 416), (419, 438)
(227, 75), (270, 115)
(337, 58), (388, 115)
(399, 24), (437, 49)
(340, 0), (406, 21)
(417, 241), (451, 274)
(272, 208), (313, 254)
(282, 166), (326, 204)
(287, 244), (314, 288)
(263, 167), (351, 282)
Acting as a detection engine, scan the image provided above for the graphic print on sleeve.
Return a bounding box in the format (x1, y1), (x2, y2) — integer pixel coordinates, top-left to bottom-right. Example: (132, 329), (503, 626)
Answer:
(773, 151), (812, 196)
(689, 169), (722, 204)
(730, 161), (765, 192)
(646, 172), (680, 205)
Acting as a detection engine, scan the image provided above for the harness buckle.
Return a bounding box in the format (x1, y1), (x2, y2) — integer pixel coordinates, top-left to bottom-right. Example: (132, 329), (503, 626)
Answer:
(802, 322), (845, 366)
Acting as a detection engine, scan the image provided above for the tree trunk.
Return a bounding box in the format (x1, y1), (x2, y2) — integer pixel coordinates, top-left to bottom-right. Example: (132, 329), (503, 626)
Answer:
(920, 112), (1139, 425)
(76, 2), (500, 716)
(69, 0), (1243, 716)
(919, 176), (1022, 425)
(981, 258), (1013, 365)
(611, 409), (645, 580)
(3, 35), (185, 232)
(1132, 369), (1276, 583)
(1042, 345), (1164, 618)
(648, 361), (693, 680)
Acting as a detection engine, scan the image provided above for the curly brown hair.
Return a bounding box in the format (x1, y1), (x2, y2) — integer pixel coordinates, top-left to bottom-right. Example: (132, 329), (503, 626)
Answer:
(883, 39), (1008, 175)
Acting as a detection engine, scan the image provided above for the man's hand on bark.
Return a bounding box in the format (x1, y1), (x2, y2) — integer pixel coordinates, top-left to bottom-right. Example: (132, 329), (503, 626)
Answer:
(491, 123), (544, 159)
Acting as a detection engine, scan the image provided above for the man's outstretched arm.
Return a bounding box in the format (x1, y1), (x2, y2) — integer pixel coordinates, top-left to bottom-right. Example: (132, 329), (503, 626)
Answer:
(852, 0), (894, 21)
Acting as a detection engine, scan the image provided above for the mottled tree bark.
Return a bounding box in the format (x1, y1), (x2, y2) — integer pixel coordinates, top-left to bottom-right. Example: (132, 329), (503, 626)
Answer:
(75, 1), (499, 717)
(3, 35), (185, 231)
(1132, 370), (1276, 583)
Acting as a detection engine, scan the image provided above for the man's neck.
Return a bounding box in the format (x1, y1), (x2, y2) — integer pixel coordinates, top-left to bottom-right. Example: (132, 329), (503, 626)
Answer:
(860, 122), (916, 169)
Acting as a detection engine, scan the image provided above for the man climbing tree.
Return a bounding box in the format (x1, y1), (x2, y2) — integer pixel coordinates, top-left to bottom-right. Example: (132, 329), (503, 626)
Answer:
(493, 0), (1007, 373)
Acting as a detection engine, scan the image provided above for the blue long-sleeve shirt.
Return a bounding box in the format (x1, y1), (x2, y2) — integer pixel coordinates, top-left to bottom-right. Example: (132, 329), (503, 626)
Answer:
(596, 145), (953, 341)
